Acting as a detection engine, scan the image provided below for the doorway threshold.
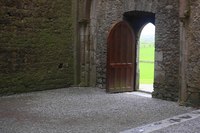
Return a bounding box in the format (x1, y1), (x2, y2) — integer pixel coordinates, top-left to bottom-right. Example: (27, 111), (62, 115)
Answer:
(137, 90), (152, 94)
(130, 91), (152, 98)
(139, 84), (153, 93)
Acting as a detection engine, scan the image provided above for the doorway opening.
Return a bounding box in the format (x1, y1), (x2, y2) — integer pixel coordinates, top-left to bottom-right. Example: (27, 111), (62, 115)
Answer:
(106, 11), (155, 93)
(138, 23), (155, 93)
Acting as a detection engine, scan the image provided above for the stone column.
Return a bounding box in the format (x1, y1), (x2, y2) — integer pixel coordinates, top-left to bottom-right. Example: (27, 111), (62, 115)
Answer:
(77, 0), (93, 86)
(179, 0), (190, 105)
(89, 0), (98, 86)
(79, 21), (90, 86)
(153, 0), (180, 101)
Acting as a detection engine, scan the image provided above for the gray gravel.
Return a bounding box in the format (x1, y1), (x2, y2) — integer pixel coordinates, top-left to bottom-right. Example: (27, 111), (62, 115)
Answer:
(0, 87), (194, 133)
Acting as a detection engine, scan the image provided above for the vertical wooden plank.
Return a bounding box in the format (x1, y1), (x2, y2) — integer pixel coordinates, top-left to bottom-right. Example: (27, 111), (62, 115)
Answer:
(121, 23), (126, 89)
(107, 21), (135, 92)
(119, 23), (123, 89)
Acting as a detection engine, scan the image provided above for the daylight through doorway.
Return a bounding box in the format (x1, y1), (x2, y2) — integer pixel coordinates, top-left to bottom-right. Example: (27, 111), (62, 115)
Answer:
(139, 23), (155, 93)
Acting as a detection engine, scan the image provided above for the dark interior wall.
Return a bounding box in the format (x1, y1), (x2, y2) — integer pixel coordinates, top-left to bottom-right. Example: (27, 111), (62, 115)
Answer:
(0, 0), (74, 95)
(123, 11), (155, 34)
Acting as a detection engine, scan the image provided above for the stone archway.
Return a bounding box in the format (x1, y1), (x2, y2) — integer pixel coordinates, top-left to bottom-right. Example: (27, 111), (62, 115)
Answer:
(75, 0), (195, 104)
(123, 11), (155, 92)
(74, 0), (200, 106)
(91, 1), (181, 103)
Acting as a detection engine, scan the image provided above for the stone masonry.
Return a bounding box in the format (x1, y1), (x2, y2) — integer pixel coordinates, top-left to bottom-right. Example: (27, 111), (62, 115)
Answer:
(152, 0), (180, 101)
(0, 0), (74, 95)
(184, 0), (200, 105)
(94, 0), (157, 88)
(0, 0), (200, 106)
(87, 0), (181, 102)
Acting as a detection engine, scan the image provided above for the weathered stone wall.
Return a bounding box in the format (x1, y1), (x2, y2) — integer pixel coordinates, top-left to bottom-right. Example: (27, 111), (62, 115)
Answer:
(185, 0), (200, 105)
(93, 0), (180, 102)
(152, 0), (180, 101)
(0, 0), (74, 95)
(95, 0), (122, 88)
(94, 0), (157, 88)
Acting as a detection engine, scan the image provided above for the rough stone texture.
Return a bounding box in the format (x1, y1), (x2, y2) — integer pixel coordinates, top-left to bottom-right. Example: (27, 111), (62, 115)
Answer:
(92, 0), (180, 102)
(94, 0), (123, 88)
(0, 0), (74, 95)
(1, 0), (199, 106)
(152, 0), (180, 101)
(94, 0), (157, 88)
(185, 0), (200, 106)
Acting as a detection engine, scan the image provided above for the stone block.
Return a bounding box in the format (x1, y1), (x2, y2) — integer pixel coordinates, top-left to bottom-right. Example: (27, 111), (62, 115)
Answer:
(155, 51), (163, 62)
(155, 70), (165, 83)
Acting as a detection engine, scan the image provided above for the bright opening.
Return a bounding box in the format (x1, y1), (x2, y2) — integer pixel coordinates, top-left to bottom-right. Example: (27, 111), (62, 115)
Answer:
(139, 23), (155, 93)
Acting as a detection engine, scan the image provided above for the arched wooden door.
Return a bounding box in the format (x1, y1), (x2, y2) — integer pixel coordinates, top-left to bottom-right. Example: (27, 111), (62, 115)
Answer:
(107, 21), (136, 93)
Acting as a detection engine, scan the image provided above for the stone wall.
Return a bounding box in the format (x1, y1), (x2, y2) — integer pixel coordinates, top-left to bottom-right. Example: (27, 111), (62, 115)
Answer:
(95, 0), (123, 88)
(0, 0), (74, 95)
(2, 0), (198, 106)
(93, 0), (180, 102)
(185, 0), (200, 105)
(152, 0), (180, 101)
(94, 0), (157, 88)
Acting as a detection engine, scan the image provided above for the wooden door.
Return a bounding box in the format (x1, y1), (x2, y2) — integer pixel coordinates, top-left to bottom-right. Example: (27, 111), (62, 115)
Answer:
(107, 21), (136, 93)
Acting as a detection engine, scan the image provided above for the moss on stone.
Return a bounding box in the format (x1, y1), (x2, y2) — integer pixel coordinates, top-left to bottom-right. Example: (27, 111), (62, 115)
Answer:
(0, 0), (74, 95)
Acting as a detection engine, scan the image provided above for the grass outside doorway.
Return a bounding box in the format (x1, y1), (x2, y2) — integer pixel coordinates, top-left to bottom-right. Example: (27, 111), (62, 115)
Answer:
(139, 45), (154, 84)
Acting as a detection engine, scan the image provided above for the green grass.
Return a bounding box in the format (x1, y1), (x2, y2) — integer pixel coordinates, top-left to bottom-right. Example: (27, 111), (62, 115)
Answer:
(139, 45), (155, 84)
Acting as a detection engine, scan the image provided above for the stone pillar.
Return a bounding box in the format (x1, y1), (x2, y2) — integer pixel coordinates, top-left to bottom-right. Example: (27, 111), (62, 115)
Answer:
(179, 22), (188, 105)
(153, 0), (180, 101)
(77, 0), (93, 86)
(79, 21), (90, 86)
(179, 0), (190, 105)
(89, 0), (98, 86)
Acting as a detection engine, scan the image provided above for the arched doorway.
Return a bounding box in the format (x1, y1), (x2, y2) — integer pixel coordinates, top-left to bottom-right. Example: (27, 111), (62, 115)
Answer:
(106, 11), (155, 93)
(106, 21), (136, 93)
(123, 11), (155, 92)
(138, 23), (155, 93)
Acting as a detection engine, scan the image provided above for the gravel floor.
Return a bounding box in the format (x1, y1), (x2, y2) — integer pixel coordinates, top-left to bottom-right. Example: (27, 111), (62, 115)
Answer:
(0, 87), (194, 133)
